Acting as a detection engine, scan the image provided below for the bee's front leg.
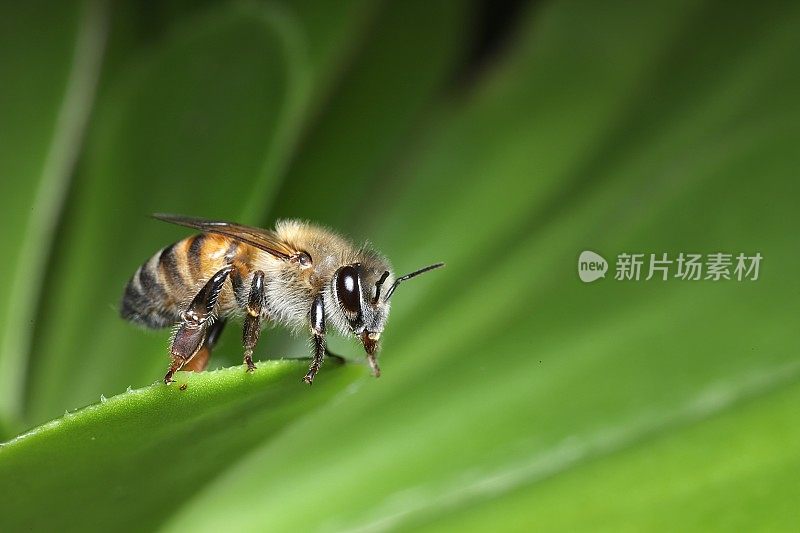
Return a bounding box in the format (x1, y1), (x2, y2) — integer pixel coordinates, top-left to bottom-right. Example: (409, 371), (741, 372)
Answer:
(303, 293), (326, 385)
(165, 266), (233, 384)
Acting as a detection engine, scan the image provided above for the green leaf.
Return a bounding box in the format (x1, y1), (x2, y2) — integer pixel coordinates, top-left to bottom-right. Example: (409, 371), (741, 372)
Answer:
(412, 371), (800, 532)
(0, 0), (108, 434)
(160, 2), (800, 531)
(0, 362), (360, 532)
(2, 0), (799, 531)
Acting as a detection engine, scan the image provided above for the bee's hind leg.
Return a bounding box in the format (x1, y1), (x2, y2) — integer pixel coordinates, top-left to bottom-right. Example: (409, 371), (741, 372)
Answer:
(183, 319), (226, 372)
(164, 266), (232, 384)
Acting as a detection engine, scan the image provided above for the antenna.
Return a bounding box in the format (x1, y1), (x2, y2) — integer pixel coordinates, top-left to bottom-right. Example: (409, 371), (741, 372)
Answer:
(373, 270), (390, 304)
(385, 263), (445, 300)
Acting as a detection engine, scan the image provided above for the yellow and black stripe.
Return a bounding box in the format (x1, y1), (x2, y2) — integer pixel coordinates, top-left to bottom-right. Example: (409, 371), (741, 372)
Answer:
(121, 243), (182, 328)
(121, 233), (246, 328)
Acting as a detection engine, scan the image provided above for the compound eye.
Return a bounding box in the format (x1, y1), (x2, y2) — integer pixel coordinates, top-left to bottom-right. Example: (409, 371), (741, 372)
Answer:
(297, 251), (312, 267)
(336, 265), (362, 316)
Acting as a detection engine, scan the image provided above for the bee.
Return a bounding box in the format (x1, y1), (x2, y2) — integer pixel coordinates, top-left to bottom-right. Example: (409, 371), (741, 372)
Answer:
(120, 214), (443, 385)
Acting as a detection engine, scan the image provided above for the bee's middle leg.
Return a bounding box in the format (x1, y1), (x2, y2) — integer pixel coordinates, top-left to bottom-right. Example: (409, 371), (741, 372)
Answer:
(241, 270), (265, 372)
(165, 266), (233, 384)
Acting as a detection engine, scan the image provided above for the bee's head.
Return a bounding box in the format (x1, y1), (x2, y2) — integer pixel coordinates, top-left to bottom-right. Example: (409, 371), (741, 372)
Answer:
(331, 262), (391, 355)
(330, 260), (444, 365)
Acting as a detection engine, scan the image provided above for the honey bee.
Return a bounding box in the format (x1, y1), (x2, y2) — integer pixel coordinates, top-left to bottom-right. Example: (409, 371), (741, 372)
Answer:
(121, 214), (443, 385)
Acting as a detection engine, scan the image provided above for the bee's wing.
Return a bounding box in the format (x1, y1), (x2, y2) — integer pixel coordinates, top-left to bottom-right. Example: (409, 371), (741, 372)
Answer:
(153, 213), (296, 260)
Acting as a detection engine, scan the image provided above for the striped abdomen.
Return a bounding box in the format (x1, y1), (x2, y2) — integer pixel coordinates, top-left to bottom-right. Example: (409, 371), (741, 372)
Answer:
(120, 233), (247, 328)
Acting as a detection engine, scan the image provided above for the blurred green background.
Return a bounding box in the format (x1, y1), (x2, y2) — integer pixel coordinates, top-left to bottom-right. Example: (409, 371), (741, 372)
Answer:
(0, 0), (798, 531)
